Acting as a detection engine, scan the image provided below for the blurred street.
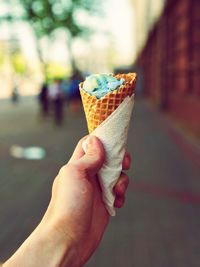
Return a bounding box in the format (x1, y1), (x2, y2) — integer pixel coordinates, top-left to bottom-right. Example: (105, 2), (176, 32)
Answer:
(0, 97), (200, 266)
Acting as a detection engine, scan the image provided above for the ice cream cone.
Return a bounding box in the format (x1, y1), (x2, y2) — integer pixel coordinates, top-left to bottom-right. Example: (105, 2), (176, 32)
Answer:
(79, 73), (137, 133)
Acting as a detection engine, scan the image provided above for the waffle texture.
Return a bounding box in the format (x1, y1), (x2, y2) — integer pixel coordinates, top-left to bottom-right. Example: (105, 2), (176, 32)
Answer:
(80, 73), (137, 133)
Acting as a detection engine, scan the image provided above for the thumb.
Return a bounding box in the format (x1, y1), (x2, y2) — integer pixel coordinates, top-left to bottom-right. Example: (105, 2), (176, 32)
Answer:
(77, 135), (105, 177)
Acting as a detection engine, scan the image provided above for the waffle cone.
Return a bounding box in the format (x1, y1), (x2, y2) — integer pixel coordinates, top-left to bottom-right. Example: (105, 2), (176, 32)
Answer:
(80, 73), (136, 133)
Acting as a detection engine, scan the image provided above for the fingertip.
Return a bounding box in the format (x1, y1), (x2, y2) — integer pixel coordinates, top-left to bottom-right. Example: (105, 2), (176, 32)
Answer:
(85, 135), (105, 163)
(122, 152), (131, 170)
(77, 135), (105, 176)
(114, 197), (125, 208)
(114, 173), (129, 198)
(78, 135), (89, 149)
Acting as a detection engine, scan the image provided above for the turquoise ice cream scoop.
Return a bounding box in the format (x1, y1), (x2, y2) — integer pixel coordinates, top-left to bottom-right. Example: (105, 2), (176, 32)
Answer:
(82, 74), (125, 99)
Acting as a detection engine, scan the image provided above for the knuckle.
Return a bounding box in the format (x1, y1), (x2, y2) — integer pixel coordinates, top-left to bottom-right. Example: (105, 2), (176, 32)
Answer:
(124, 175), (130, 187)
(121, 172), (129, 185)
(78, 135), (88, 146)
(67, 161), (88, 177)
(59, 162), (89, 181)
(58, 165), (67, 176)
(115, 173), (129, 195)
(59, 163), (77, 176)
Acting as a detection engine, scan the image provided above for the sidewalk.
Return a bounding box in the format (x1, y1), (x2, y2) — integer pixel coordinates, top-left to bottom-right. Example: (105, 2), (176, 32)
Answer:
(0, 97), (200, 266)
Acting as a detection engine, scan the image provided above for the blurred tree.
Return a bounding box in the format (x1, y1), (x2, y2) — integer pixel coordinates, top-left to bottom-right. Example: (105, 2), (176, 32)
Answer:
(0, 45), (5, 69)
(8, 37), (27, 79)
(11, 52), (26, 76)
(18, 0), (101, 77)
(46, 62), (70, 81)
(0, 49), (5, 70)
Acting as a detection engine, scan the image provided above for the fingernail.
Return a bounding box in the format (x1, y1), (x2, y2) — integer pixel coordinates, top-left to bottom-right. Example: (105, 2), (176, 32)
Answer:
(82, 136), (97, 153)
(82, 139), (88, 153)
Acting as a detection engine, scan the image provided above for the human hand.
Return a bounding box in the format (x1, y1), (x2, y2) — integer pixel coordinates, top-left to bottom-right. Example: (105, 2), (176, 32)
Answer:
(3, 136), (131, 267)
(43, 135), (131, 266)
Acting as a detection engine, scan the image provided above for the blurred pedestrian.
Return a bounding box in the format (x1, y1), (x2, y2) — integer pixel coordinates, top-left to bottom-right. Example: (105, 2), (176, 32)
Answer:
(11, 85), (19, 104)
(38, 82), (49, 118)
(60, 78), (70, 99)
(48, 78), (64, 125)
(68, 69), (83, 113)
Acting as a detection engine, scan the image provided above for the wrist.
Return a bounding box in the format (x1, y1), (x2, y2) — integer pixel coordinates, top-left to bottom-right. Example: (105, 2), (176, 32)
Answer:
(41, 219), (82, 267)
(37, 221), (81, 267)
(4, 221), (81, 267)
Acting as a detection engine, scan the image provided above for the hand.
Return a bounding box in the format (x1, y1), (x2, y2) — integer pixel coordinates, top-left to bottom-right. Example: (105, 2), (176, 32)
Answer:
(43, 135), (131, 266)
(4, 136), (131, 267)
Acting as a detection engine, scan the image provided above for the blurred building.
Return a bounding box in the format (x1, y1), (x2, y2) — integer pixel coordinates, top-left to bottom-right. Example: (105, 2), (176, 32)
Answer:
(136, 0), (200, 137)
(131, 0), (166, 60)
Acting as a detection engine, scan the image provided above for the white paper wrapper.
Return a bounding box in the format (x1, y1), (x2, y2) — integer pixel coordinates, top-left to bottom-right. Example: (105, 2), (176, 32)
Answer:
(83, 94), (134, 216)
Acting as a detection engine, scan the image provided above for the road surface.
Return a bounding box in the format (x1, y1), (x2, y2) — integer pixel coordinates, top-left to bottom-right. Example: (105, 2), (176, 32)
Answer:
(0, 97), (200, 266)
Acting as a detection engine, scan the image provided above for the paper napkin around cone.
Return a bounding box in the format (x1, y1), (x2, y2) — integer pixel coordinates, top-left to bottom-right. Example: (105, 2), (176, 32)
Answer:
(83, 94), (134, 216)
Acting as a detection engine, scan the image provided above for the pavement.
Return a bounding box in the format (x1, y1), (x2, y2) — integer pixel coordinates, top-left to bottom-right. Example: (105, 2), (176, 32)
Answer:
(0, 96), (200, 266)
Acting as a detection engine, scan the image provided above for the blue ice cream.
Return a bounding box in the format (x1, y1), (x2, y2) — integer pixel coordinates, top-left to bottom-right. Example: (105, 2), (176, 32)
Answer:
(82, 74), (125, 99)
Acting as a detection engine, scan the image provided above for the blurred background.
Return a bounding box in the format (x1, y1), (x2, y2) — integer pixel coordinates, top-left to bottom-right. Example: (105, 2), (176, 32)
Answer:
(0, 0), (200, 266)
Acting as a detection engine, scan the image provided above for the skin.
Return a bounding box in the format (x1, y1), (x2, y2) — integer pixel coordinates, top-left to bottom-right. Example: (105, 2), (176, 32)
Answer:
(3, 136), (131, 267)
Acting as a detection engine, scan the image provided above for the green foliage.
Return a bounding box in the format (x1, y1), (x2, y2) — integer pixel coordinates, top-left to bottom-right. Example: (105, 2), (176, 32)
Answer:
(11, 52), (26, 75)
(46, 62), (70, 81)
(0, 52), (5, 67)
(0, 0), (103, 75)
(19, 0), (101, 38)
(0, 43), (6, 67)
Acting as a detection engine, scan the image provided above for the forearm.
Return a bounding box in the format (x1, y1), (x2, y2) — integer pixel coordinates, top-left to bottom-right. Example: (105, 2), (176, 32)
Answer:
(3, 222), (80, 267)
